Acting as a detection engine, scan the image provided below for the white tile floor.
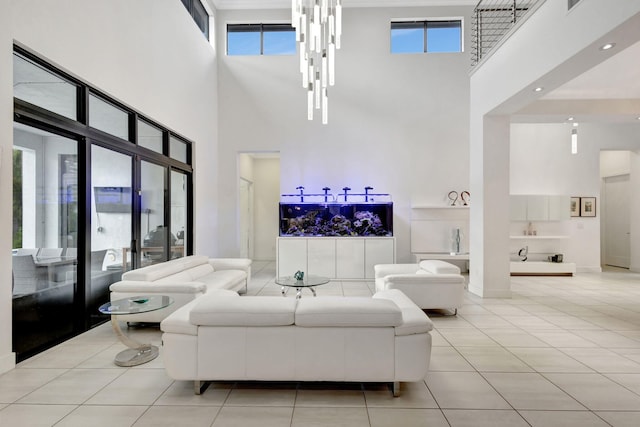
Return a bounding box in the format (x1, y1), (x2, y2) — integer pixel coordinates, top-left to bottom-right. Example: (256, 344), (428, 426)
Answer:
(2, 262), (640, 426)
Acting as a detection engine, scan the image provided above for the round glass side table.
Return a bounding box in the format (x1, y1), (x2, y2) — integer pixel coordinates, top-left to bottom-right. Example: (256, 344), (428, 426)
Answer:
(98, 295), (173, 367)
(275, 275), (330, 299)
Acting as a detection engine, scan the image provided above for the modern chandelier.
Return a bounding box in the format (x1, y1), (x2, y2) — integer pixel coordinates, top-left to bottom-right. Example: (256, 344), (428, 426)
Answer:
(291, 0), (342, 124)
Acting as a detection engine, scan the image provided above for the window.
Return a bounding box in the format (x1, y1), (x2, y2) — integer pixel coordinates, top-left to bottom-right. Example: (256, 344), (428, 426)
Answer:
(13, 53), (79, 120)
(138, 119), (164, 154)
(89, 94), (129, 140)
(391, 20), (462, 54)
(181, 0), (209, 39)
(227, 24), (296, 56)
(13, 46), (195, 361)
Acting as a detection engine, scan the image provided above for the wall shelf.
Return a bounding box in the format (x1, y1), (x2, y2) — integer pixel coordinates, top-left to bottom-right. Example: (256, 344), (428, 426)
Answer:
(411, 205), (469, 210)
(510, 235), (569, 240)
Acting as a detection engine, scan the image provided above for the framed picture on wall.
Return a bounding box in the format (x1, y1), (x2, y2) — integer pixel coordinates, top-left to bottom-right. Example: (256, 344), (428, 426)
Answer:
(580, 197), (596, 217)
(570, 197), (580, 217)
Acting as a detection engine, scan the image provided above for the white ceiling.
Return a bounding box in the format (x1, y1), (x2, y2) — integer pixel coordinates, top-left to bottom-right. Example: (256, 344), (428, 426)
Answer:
(543, 40), (640, 101)
(211, 0), (477, 9)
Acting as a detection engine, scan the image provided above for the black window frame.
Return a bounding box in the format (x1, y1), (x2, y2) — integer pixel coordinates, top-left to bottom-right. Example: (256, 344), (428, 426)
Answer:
(12, 44), (195, 360)
(227, 23), (296, 56)
(391, 19), (463, 54)
(181, 0), (210, 39)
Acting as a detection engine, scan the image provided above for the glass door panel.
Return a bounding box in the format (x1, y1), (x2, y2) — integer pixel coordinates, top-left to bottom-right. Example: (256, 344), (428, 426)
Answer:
(170, 170), (188, 259)
(91, 145), (132, 323)
(12, 123), (77, 360)
(141, 161), (168, 266)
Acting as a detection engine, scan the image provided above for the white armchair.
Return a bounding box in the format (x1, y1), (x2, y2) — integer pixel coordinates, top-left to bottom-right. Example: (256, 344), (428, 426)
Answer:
(374, 260), (465, 315)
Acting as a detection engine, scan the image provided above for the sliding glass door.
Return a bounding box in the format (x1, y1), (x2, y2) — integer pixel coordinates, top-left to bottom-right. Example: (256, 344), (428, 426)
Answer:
(90, 146), (133, 324)
(12, 46), (194, 361)
(12, 123), (78, 358)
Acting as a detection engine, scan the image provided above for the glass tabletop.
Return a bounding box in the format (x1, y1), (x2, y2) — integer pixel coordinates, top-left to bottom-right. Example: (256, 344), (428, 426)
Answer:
(275, 275), (330, 288)
(99, 295), (174, 315)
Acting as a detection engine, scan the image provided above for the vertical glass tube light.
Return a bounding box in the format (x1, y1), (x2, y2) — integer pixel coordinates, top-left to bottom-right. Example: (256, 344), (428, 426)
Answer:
(292, 0), (341, 123)
(571, 128), (578, 154)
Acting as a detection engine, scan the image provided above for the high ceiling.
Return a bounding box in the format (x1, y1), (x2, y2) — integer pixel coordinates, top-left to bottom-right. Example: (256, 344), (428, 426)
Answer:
(210, 0), (640, 124)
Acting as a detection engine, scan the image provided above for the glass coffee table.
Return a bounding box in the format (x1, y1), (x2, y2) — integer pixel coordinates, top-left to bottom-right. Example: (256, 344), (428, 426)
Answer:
(275, 275), (330, 299)
(99, 295), (173, 367)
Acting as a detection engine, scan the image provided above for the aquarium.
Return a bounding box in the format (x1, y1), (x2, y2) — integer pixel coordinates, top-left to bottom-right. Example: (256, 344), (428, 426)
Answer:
(279, 201), (393, 237)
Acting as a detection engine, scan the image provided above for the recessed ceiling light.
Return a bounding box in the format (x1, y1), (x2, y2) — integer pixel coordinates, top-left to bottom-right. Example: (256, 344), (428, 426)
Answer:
(568, 117), (574, 121)
(534, 87), (543, 92)
(600, 43), (615, 51)
(573, 122), (579, 127)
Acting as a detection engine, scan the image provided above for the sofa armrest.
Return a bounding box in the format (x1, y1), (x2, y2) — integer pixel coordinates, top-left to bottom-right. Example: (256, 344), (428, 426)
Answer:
(160, 298), (201, 336)
(383, 273), (465, 287)
(374, 263), (419, 278)
(209, 258), (251, 271)
(373, 289), (433, 335)
(109, 280), (206, 294)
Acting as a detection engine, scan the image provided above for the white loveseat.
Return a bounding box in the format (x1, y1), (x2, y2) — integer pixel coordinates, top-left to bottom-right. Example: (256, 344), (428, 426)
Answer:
(160, 288), (433, 396)
(109, 255), (252, 322)
(374, 260), (465, 314)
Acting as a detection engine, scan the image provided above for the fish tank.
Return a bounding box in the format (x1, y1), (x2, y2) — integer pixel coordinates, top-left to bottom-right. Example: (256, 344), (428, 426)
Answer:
(279, 188), (393, 237)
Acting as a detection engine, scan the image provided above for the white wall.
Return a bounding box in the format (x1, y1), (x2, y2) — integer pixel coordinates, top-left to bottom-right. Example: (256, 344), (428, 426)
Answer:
(216, 6), (473, 261)
(1, 0), (219, 373)
(601, 151), (631, 178)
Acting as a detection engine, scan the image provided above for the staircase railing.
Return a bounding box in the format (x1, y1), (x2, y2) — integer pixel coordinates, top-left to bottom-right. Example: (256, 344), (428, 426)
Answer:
(471, 0), (545, 67)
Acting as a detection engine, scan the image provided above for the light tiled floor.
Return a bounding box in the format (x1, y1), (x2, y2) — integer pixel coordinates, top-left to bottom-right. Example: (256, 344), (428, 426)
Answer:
(2, 262), (640, 426)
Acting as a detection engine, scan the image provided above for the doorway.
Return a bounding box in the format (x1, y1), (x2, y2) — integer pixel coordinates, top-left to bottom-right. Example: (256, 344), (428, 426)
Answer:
(602, 174), (631, 268)
(238, 153), (280, 261)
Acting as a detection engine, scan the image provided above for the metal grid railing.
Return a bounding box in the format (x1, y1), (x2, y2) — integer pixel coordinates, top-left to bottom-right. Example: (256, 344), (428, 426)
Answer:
(471, 0), (543, 66)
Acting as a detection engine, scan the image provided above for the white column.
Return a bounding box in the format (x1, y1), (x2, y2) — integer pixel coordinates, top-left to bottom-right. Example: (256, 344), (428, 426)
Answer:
(469, 115), (511, 298)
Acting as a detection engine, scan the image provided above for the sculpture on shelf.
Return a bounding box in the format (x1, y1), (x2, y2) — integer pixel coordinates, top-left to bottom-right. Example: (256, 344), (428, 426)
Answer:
(460, 191), (470, 206)
(451, 228), (462, 255)
(447, 191), (459, 206)
(518, 246), (529, 262)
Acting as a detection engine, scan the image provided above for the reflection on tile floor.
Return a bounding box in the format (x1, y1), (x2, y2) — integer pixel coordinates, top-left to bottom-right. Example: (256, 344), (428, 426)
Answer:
(2, 262), (640, 426)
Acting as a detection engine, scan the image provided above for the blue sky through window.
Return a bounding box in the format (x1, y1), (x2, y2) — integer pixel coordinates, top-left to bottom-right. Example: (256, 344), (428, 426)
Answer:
(391, 20), (462, 54)
(263, 31), (296, 55)
(391, 27), (423, 53)
(228, 32), (260, 55)
(227, 25), (296, 56)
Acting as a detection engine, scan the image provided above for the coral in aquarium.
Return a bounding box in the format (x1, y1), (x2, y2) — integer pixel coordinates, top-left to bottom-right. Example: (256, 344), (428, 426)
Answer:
(284, 210), (390, 236)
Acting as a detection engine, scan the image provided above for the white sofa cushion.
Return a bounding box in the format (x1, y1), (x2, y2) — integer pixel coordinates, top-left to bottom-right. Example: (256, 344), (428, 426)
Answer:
(122, 255), (209, 281)
(109, 280), (206, 294)
(419, 259), (461, 274)
(198, 269), (247, 290)
(190, 294), (296, 326)
(155, 263), (215, 284)
(295, 297), (402, 327)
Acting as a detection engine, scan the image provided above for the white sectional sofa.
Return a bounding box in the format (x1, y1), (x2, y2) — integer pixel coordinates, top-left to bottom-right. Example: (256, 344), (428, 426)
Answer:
(160, 288), (433, 396)
(109, 255), (252, 323)
(374, 260), (465, 314)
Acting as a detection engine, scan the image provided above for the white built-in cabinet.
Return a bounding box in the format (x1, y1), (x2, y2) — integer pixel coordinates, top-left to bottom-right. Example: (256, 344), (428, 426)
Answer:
(277, 237), (396, 279)
(510, 195), (569, 221)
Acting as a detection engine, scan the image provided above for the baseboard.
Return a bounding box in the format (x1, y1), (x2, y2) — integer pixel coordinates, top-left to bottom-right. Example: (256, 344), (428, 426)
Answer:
(576, 266), (603, 273)
(0, 351), (16, 374)
(468, 282), (512, 298)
